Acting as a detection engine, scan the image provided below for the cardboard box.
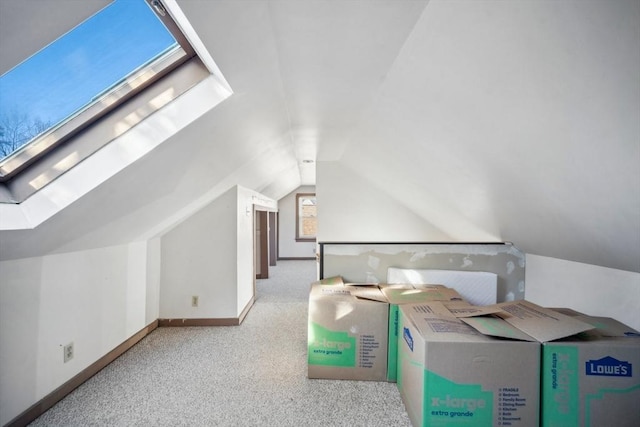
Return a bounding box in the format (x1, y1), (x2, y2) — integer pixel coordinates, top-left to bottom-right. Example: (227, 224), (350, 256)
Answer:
(541, 315), (640, 427)
(388, 268), (498, 306)
(381, 286), (466, 382)
(398, 302), (541, 426)
(312, 275), (344, 285)
(307, 284), (389, 381)
(548, 307), (587, 317)
(398, 300), (597, 427)
(461, 300), (595, 343)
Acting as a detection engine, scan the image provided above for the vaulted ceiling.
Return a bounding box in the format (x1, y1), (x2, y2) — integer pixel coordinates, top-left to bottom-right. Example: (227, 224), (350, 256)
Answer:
(0, 0), (638, 272)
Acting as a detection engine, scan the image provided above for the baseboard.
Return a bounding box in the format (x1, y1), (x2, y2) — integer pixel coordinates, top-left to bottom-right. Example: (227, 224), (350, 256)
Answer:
(277, 257), (316, 260)
(238, 296), (254, 323)
(159, 296), (255, 327)
(6, 298), (258, 426)
(158, 318), (240, 326)
(6, 320), (159, 427)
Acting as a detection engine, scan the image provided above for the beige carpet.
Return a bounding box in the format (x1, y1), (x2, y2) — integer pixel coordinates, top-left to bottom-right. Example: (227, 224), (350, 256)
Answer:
(29, 260), (412, 426)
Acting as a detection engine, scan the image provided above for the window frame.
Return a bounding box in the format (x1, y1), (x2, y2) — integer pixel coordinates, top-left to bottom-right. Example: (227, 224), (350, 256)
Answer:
(295, 193), (317, 242)
(0, 0), (196, 182)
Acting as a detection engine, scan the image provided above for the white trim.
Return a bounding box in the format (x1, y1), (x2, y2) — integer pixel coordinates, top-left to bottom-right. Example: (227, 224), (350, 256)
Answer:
(163, 0), (233, 95)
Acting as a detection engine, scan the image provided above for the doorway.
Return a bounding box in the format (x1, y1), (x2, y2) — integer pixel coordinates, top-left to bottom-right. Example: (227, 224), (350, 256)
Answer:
(255, 210), (269, 279)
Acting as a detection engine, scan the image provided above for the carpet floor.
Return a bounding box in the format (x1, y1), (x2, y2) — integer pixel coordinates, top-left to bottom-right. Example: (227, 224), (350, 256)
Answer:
(29, 260), (412, 426)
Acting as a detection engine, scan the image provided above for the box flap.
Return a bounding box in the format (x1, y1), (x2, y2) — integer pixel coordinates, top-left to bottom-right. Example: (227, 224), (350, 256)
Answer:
(378, 283), (416, 290)
(445, 304), (504, 318)
(577, 315), (640, 338)
(493, 300), (594, 342)
(402, 302), (459, 320)
(461, 317), (536, 341)
(311, 284), (351, 297)
(349, 286), (388, 303)
(382, 286), (464, 304)
(344, 282), (380, 287)
(312, 276), (344, 285)
(381, 287), (465, 305)
(546, 311), (639, 338)
(548, 307), (586, 317)
(390, 268), (498, 306)
(401, 303), (489, 342)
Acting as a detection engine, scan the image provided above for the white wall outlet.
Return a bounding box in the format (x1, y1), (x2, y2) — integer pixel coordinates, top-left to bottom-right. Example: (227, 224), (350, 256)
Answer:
(63, 342), (74, 363)
(192, 295), (199, 307)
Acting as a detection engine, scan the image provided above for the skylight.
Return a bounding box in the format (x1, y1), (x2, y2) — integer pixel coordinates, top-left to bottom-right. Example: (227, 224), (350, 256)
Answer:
(0, 0), (194, 179)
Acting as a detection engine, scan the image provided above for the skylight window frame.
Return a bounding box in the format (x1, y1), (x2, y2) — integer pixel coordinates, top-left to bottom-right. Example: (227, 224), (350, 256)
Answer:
(0, 0), (197, 182)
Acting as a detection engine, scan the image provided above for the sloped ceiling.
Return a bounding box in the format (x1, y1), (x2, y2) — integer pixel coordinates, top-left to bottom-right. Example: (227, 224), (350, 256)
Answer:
(0, 0), (638, 272)
(337, 0), (640, 272)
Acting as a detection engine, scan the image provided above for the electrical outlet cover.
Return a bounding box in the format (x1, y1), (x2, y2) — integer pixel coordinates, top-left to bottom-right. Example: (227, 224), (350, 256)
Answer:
(63, 343), (74, 363)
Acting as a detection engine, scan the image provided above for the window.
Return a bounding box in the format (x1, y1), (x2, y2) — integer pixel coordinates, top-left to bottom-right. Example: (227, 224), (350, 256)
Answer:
(0, 0), (196, 180)
(296, 193), (317, 241)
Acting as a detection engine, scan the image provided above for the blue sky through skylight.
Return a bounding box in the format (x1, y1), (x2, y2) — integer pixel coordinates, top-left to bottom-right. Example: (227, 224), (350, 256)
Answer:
(0, 0), (178, 161)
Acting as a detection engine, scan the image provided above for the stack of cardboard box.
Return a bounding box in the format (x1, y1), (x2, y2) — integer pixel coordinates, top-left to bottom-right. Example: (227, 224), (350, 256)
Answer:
(308, 278), (466, 382)
(307, 277), (640, 427)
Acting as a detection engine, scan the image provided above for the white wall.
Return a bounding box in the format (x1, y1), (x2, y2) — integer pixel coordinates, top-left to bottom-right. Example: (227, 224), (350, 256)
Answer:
(145, 238), (161, 324)
(317, 161), (640, 332)
(0, 184), (275, 424)
(160, 185), (276, 319)
(316, 162), (458, 242)
(334, 0), (640, 273)
(0, 241), (158, 425)
(160, 187), (238, 319)
(237, 186), (277, 314)
(526, 254), (640, 332)
(278, 185), (317, 258)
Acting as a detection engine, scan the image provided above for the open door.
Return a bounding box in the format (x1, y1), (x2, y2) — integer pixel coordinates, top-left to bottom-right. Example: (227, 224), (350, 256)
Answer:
(255, 210), (269, 279)
(269, 211), (277, 266)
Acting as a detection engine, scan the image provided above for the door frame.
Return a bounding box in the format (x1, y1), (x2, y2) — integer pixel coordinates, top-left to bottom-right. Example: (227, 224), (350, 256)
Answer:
(255, 209), (269, 279)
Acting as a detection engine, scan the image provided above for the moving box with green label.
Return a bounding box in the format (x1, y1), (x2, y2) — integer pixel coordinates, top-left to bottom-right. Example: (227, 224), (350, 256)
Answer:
(307, 284), (389, 381)
(541, 314), (640, 427)
(397, 301), (595, 427)
(381, 285), (467, 382)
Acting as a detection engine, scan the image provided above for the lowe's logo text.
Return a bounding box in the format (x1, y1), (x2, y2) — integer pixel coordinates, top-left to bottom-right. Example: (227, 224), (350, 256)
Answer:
(586, 356), (632, 377)
(403, 327), (414, 352)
